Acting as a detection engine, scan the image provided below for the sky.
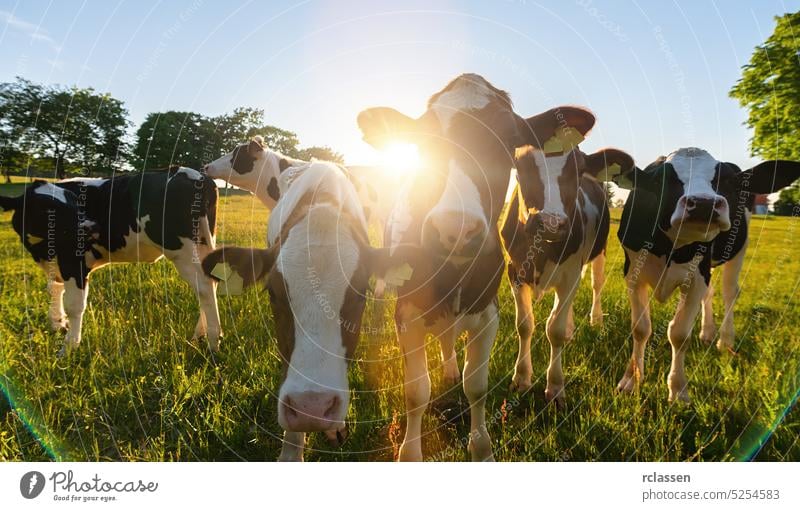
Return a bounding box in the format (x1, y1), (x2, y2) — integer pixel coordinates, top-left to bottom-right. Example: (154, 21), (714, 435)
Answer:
(1, 0), (798, 172)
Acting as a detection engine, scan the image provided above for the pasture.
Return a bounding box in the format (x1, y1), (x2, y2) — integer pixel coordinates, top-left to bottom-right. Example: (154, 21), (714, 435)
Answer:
(0, 181), (798, 461)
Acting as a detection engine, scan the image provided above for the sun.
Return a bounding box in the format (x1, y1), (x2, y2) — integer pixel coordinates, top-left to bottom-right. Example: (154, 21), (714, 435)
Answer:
(378, 142), (422, 176)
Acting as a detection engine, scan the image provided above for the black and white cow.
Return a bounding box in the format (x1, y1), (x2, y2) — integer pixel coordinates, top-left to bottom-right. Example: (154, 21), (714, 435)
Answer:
(202, 160), (398, 461)
(202, 135), (304, 209)
(203, 137), (386, 237)
(357, 73), (545, 461)
(501, 106), (634, 405)
(612, 148), (800, 402)
(0, 168), (220, 355)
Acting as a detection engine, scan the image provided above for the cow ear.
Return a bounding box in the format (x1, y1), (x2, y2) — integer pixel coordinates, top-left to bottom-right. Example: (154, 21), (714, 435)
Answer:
(202, 245), (278, 290)
(521, 106), (595, 148)
(0, 194), (22, 212)
(248, 136), (264, 157)
(365, 245), (422, 287)
(736, 160), (800, 194)
(583, 148), (635, 180)
(357, 107), (424, 149)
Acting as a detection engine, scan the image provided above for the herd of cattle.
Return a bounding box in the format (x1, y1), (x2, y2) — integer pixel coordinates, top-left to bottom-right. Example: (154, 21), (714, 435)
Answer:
(1, 73), (799, 461)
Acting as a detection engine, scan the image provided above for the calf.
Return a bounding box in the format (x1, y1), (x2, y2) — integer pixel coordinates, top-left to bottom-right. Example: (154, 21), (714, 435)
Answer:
(202, 160), (396, 461)
(0, 168), (220, 355)
(202, 136), (304, 209)
(612, 148), (800, 402)
(358, 73), (544, 461)
(203, 137), (386, 233)
(501, 106), (634, 405)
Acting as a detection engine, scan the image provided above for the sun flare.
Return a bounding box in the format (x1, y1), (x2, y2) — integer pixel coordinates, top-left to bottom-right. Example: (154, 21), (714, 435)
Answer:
(378, 142), (422, 176)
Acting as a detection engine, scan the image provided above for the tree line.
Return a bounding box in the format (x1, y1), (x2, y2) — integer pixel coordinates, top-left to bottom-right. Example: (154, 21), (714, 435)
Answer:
(0, 77), (342, 181)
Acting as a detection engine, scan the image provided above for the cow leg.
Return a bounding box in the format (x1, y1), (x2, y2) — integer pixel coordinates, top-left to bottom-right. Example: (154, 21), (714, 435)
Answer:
(396, 306), (431, 462)
(700, 279), (716, 345)
(278, 431), (305, 462)
(590, 252), (605, 326)
(667, 282), (706, 403)
(510, 282), (534, 392)
(60, 278), (88, 356)
(47, 279), (67, 332)
(545, 278), (578, 407)
(618, 282), (651, 393)
(718, 244), (746, 352)
(437, 324), (460, 387)
(463, 302), (499, 461)
(171, 249), (222, 351)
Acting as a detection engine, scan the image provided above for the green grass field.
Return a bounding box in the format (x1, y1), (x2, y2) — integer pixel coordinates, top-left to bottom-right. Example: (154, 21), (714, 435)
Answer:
(1, 182), (798, 461)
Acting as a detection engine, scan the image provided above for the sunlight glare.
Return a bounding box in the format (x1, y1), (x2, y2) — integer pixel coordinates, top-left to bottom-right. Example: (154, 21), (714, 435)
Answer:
(379, 142), (422, 176)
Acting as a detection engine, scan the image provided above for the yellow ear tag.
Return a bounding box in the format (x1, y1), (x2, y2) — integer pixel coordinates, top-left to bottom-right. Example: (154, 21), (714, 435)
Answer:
(384, 263), (414, 287)
(543, 127), (584, 155)
(26, 234), (45, 245)
(601, 163), (621, 181)
(211, 262), (244, 296)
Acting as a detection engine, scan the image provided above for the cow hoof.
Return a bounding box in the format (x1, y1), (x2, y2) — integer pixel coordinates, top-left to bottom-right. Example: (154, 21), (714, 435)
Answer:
(545, 387), (566, 409)
(716, 339), (735, 354)
(700, 334), (715, 346)
(397, 444), (423, 462)
(468, 441), (495, 462)
(590, 314), (604, 327)
(668, 390), (691, 404)
(50, 319), (68, 333)
(617, 375), (637, 394)
(509, 376), (533, 393)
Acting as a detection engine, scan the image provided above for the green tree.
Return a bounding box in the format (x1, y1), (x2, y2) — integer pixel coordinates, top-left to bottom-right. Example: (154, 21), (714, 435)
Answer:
(730, 12), (800, 161)
(0, 77), (129, 178)
(131, 111), (211, 170)
(294, 145), (344, 164)
(773, 182), (800, 215)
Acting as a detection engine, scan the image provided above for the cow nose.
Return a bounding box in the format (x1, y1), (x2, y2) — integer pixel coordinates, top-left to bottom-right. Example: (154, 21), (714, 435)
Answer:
(423, 211), (486, 255)
(281, 392), (341, 432)
(526, 212), (568, 241)
(684, 195), (727, 220)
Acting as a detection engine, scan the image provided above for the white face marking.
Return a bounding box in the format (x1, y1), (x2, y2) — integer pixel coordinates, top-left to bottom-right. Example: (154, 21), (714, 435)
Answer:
(425, 159), (488, 251)
(532, 151), (569, 217)
(430, 76), (495, 130)
(276, 204), (360, 428)
(34, 183), (68, 204)
(666, 147), (718, 198)
(268, 161), (367, 247)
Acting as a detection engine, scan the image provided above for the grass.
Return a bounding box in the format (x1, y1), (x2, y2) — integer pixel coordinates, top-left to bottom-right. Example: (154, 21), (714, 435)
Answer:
(1, 182), (798, 461)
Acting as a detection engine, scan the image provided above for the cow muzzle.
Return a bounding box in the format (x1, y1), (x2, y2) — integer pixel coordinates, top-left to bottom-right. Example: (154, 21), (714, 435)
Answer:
(525, 212), (570, 242)
(670, 194), (731, 234)
(279, 391), (346, 432)
(422, 210), (488, 257)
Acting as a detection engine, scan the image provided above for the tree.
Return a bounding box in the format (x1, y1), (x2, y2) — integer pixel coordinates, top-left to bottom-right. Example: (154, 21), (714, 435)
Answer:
(773, 182), (800, 215)
(294, 145), (344, 163)
(131, 111), (211, 170)
(0, 77), (129, 178)
(730, 12), (800, 161)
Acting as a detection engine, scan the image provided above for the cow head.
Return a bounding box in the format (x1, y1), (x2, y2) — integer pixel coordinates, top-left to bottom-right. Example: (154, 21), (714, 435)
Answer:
(613, 148), (800, 246)
(358, 73), (525, 257)
(202, 136), (294, 207)
(514, 106), (633, 241)
(202, 164), (404, 436)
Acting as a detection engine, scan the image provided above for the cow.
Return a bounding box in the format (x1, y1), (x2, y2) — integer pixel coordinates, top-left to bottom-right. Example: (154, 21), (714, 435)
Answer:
(611, 148), (800, 402)
(203, 137), (387, 235)
(202, 135), (304, 209)
(201, 159), (399, 461)
(500, 106), (634, 405)
(357, 73), (547, 461)
(0, 168), (221, 355)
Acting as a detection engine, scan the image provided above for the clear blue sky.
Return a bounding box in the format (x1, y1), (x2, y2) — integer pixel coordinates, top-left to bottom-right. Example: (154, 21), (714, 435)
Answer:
(1, 0), (798, 168)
